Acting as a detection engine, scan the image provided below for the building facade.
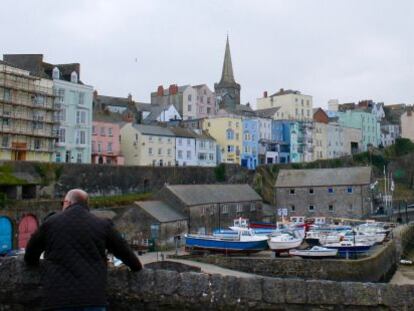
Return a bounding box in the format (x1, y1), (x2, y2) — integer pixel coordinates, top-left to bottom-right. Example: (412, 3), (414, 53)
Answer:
(202, 115), (242, 164)
(0, 61), (57, 162)
(170, 127), (197, 166)
(120, 123), (175, 166)
(193, 129), (217, 167)
(241, 118), (259, 170)
(256, 89), (313, 121)
(401, 108), (414, 142)
(380, 123), (400, 147)
(91, 113), (124, 165)
(274, 167), (373, 219)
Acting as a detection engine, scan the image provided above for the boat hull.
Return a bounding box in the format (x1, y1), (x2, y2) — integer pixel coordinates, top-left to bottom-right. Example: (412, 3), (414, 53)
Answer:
(289, 248), (338, 258)
(267, 239), (302, 252)
(185, 236), (268, 254)
(324, 245), (371, 256)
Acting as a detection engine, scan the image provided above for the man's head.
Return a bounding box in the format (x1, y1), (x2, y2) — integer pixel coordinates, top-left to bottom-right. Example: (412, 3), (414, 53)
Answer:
(62, 189), (89, 210)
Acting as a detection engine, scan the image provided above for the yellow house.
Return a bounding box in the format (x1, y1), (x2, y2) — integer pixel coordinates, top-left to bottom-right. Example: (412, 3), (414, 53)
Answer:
(202, 115), (242, 164)
(120, 123), (175, 166)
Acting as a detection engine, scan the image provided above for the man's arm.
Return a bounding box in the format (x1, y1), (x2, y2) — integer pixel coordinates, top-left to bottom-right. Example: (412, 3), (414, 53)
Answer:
(106, 221), (142, 271)
(24, 224), (46, 266)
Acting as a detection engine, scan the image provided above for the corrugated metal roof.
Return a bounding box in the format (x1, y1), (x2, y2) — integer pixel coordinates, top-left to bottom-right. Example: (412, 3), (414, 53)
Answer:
(135, 200), (186, 223)
(165, 184), (262, 206)
(132, 124), (175, 136)
(275, 167), (372, 188)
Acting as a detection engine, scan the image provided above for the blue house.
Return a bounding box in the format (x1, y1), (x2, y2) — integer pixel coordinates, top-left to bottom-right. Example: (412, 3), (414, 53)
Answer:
(271, 121), (303, 163)
(241, 118), (260, 169)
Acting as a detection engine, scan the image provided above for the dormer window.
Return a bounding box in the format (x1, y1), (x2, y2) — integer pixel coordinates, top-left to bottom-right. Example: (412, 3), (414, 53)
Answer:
(70, 71), (78, 83)
(52, 67), (60, 80)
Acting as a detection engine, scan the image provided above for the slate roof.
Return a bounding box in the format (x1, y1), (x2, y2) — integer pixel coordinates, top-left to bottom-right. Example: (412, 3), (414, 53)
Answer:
(165, 184), (262, 206)
(93, 110), (124, 123)
(135, 200), (187, 223)
(255, 107), (281, 118)
(132, 124), (175, 136)
(270, 89), (301, 97)
(169, 127), (198, 138)
(275, 167), (372, 188)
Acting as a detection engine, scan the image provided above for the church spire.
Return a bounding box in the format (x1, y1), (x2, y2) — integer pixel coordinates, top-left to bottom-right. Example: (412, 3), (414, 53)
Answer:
(219, 35), (236, 84)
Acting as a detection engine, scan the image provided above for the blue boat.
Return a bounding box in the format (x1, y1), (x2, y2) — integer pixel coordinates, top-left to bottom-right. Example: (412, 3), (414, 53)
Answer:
(324, 241), (372, 257)
(185, 230), (268, 254)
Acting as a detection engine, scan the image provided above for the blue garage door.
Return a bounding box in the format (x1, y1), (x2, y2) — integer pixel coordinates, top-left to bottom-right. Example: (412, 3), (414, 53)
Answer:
(0, 216), (12, 255)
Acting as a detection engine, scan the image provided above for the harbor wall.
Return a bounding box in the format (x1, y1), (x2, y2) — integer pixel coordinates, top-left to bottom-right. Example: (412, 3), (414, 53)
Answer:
(1, 257), (414, 310)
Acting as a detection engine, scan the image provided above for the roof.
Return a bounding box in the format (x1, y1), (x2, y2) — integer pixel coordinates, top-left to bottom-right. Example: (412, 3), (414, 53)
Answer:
(270, 89), (301, 97)
(255, 107), (281, 118)
(135, 200), (187, 223)
(218, 36), (236, 85)
(132, 124), (175, 136)
(142, 104), (180, 122)
(275, 167), (372, 188)
(93, 110), (124, 123)
(164, 184), (262, 206)
(169, 127), (198, 138)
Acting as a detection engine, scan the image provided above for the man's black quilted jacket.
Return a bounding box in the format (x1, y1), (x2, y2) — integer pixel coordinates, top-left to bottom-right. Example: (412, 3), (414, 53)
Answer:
(24, 203), (142, 310)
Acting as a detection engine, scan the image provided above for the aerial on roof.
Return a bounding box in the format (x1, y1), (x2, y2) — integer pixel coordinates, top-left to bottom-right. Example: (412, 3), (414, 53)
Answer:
(275, 167), (372, 188)
(135, 200), (186, 223)
(165, 184), (262, 206)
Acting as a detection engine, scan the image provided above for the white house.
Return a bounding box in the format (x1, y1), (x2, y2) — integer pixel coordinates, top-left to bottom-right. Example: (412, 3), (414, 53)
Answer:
(194, 129), (217, 167)
(169, 128), (197, 166)
(142, 104), (181, 123)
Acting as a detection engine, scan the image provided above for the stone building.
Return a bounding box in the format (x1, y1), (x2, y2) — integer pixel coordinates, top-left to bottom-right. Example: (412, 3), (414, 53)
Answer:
(157, 184), (263, 234)
(214, 36), (241, 112)
(0, 60), (57, 162)
(131, 201), (188, 247)
(275, 167), (373, 219)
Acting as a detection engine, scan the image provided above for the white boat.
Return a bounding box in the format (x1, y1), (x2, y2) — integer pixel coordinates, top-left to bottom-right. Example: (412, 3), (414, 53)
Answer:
(342, 230), (386, 244)
(267, 233), (303, 253)
(289, 246), (338, 258)
(305, 230), (342, 245)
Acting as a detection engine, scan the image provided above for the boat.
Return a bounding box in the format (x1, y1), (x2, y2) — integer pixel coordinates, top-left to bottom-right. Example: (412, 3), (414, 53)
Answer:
(323, 241), (372, 257)
(229, 218), (275, 235)
(185, 229), (269, 254)
(342, 230), (386, 244)
(289, 246), (338, 258)
(267, 233), (303, 253)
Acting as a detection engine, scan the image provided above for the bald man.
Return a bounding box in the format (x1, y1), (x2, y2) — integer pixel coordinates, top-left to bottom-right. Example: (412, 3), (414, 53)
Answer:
(25, 189), (142, 311)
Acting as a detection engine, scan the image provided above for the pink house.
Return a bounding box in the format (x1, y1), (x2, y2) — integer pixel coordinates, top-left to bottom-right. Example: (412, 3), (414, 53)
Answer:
(92, 120), (124, 165)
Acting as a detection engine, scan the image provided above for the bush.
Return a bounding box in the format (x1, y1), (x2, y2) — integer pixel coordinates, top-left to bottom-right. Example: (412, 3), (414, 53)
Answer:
(214, 163), (226, 182)
(394, 138), (414, 156)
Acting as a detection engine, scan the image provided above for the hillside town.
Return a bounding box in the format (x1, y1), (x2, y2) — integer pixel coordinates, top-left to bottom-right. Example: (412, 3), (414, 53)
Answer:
(1, 37), (413, 168)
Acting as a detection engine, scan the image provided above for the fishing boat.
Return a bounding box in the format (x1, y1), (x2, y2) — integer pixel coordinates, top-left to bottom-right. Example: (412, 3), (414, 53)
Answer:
(185, 229), (268, 254)
(267, 233), (303, 253)
(323, 241), (372, 257)
(289, 246), (338, 258)
(342, 230), (386, 244)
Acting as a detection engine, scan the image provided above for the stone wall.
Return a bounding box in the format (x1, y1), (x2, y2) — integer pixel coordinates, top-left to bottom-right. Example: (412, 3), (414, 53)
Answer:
(1, 257), (414, 310)
(0, 161), (254, 198)
(188, 241), (397, 282)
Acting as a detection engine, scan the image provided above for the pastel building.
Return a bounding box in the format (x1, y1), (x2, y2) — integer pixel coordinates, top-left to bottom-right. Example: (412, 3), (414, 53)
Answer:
(120, 123), (175, 166)
(257, 89), (313, 121)
(3, 54), (94, 163)
(91, 113), (124, 165)
(381, 122), (400, 147)
(170, 127), (197, 166)
(241, 118), (260, 170)
(202, 115), (243, 164)
(272, 120), (302, 163)
(193, 129), (217, 167)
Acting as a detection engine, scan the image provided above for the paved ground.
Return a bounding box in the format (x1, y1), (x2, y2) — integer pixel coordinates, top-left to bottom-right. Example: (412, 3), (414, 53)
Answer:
(390, 247), (414, 285)
(138, 250), (256, 278)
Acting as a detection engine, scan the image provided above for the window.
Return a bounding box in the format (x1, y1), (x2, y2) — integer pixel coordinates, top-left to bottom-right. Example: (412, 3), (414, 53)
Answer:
(227, 145), (234, 152)
(236, 204), (243, 213)
(199, 106), (203, 113)
(58, 88), (65, 103)
(107, 142), (112, 152)
(158, 137), (162, 143)
(4, 88), (12, 101)
(79, 92), (84, 105)
(178, 150), (183, 159)
(328, 187), (334, 193)
(291, 205), (295, 211)
(228, 121), (232, 127)
(76, 130), (86, 145)
(34, 139), (41, 150)
(98, 142), (102, 153)
(188, 94), (192, 101)
(221, 205), (229, 214)
(77, 153), (82, 163)
(58, 128), (66, 143)
(167, 148), (171, 156)
(226, 129), (234, 140)
(108, 128), (113, 137)
(76, 111), (87, 125)
(309, 205), (315, 212)
(349, 204), (353, 211)
(328, 205), (334, 212)
(1, 136), (9, 148)
(158, 148), (162, 155)
(289, 189), (295, 195)
(347, 187), (353, 193)
(55, 152), (61, 163)
(92, 126), (97, 135)
(186, 150), (191, 159)
(148, 147), (153, 155)
(236, 133), (239, 140)
(100, 127), (105, 136)
(188, 105), (192, 112)
(250, 203), (256, 212)
(309, 188), (314, 194)
(236, 122), (239, 128)
(178, 138), (182, 145)
(209, 153), (214, 160)
(148, 136), (153, 142)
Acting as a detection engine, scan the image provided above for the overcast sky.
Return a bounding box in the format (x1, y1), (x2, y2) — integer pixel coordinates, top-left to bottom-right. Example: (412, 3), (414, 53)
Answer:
(2, 0), (414, 108)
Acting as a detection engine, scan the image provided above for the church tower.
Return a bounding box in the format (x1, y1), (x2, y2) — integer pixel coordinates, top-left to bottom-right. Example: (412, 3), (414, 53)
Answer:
(214, 36), (241, 111)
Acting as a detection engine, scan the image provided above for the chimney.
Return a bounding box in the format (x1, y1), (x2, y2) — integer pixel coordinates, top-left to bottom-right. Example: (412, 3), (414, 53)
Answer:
(93, 90), (98, 99)
(127, 93), (132, 102)
(157, 85), (164, 96)
(280, 88), (284, 93)
(169, 84), (178, 95)
(263, 91), (268, 98)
